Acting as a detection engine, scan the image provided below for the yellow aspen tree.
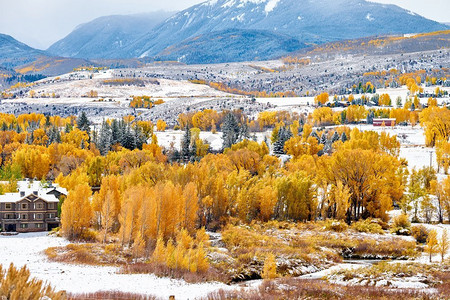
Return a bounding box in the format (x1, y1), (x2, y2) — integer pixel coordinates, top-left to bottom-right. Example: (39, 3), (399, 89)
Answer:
(180, 182), (199, 233)
(101, 190), (116, 243)
(152, 235), (166, 264)
(261, 253), (278, 279)
(439, 229), (449, 263)
(426, 229), (438, 262)
(61, 184), (93, 240)
(195, 242), (209, 272)
(132, 231), (146, 258)
(118, 186), (143, 247)
(165, 239), (176, 269)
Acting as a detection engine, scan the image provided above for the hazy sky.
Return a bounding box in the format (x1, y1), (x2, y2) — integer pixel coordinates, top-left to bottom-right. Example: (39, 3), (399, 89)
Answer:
(0, 0), (448, 50)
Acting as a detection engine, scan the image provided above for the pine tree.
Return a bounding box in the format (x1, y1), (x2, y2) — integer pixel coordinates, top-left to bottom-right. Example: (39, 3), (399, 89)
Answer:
(110, 119), (122, 146)
(310, 130), (320, 142)
(181, 125), (191, 162)
(98, 121), (111, 155)
(341, 132), (348, 142)
(273, 127), (292, 156)
(331, 131), (340, 143)
(366, 111), (375, 124)
(77, 112), (90, 134)
(221, 112), (239, 150)
(121, 124), (136, 150)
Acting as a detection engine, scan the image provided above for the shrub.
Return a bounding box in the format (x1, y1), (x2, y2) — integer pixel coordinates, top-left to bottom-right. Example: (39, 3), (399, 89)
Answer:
(351, 219), (384, 234)
(411, 225), (429, 244)
(323, 220), (348, 232)
(0, 263), (66, 299)
(390, 214), (411, 235)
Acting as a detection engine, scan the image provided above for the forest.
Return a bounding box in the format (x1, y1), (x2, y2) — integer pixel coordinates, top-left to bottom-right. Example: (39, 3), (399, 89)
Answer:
(0, 97), (449, 298)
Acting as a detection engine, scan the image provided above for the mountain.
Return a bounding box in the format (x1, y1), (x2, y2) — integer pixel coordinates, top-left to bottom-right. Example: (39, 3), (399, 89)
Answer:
(124, 0), (448, 61)
(47, 11), (175, 59)
(156, 29), (306, 63)
(289, 30), (450, 59)
(0, 33), (46, 68)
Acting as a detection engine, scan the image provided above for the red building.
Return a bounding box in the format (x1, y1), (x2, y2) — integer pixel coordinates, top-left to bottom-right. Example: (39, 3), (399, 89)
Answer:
(373, 118), (396, 126)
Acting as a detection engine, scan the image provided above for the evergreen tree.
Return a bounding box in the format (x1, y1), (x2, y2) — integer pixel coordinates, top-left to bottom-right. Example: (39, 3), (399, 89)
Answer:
(48, 125), (61, 144)
(221, 112), (239, 150)
(98, 121), (111, 155)
(319, 132), (328, 145)
(331, 131), (340, 143)
(110, 119), (122, 147)
(121, 124), (136, 150)
(341, 132), (348, 142)
(273, 127), (292, 156)
(310, 130), (320, 142)
(366, 110), (375, 124)
(65, 123), (73, 133)
(239, 121), (250, 141)
(181, 126), (191, 162)
(134, 126), (145, 150)
(77, 112), (90, 134)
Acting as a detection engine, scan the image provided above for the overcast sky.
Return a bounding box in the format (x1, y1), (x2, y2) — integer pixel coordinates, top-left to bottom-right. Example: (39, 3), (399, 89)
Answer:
(0, 0), (448, 50)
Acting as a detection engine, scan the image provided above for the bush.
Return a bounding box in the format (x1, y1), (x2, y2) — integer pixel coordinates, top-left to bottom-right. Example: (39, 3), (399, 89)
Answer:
(351, 219), (384, 234)
(411, 225), (429, 244)
(0, 263), (65, 299)
(390, 214), (411, 235)
(323, 220), (348, 232)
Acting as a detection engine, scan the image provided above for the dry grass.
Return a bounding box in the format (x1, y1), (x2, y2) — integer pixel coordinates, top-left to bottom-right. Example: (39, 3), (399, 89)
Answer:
(121, 262), (223, 283)
(45, 243), (130, 266)
(207, 277), (444, 300)
(69, 291), (156, 300)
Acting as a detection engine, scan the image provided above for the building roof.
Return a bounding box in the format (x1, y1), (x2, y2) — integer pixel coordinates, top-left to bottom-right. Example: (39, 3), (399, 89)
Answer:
(0, 180), (64, 203)
(0, 192), (59, 203)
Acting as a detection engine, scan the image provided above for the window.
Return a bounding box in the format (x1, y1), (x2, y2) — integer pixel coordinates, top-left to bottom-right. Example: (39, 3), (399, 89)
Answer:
(36, 214), (42, 220)
(4, 214), (13, 219)
(35, 223), (43, 228)
(48, 203), (54, 209)
(47, 213), (55, 219)
(36, 203), (43, 209)
(21, 214), (27, 220)
(21, 203), (28, 210)
(20, 224), (28, 229)
(5, 203), (12, 210)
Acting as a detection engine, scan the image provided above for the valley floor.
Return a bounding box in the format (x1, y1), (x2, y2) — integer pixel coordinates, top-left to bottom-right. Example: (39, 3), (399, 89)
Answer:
(0, 232), (241, 299)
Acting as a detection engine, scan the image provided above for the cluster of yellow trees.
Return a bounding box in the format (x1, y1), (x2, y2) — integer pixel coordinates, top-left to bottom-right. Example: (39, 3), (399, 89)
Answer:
(1, 105), (450, 275)
(57, 126), (406, 254)
(129, 96), (164, 109)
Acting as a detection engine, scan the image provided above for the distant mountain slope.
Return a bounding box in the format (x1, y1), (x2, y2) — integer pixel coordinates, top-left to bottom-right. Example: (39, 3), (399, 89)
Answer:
(47, 12), (175, 59)
(290, 30), (450, 58)
(157, 29), (306, 63)
(0, 33), (45, 68)
(124, 0), (448, 60)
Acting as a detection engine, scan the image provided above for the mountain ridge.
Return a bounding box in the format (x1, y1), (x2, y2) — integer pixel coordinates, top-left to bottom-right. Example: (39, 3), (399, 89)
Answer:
(47, 11), (175, 59)
(122, 0), (448, 61)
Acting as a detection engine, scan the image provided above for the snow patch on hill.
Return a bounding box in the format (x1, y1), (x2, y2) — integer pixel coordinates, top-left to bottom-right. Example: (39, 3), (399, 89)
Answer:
(265, 0), (281, 13)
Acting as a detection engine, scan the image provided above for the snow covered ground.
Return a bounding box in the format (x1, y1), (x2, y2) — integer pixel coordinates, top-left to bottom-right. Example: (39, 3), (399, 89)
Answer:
(154, 130), (272, 151)
(0, 232), (239, 299)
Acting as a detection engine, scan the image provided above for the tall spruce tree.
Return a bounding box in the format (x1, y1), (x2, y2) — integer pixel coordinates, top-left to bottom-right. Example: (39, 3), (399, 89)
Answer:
(273, 127), (292, 155)
(98, 121), (111, 155)
(221, 112), (239, 150)
(77, 112), (90, 134)
(181, 126), (191, 161)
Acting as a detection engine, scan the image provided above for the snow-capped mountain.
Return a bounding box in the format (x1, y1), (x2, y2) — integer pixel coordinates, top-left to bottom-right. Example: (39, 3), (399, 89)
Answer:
(122, 0), (447, 61)
(47, 12), (175, 59)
